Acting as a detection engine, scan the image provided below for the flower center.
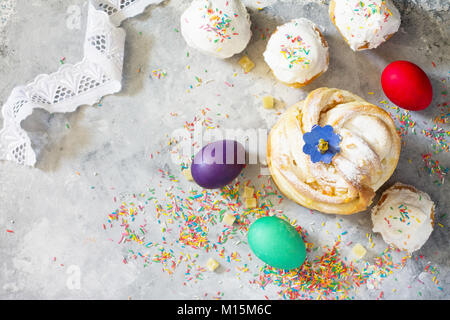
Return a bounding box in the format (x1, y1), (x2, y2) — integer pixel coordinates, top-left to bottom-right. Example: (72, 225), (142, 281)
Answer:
(317, 139), (329, 154)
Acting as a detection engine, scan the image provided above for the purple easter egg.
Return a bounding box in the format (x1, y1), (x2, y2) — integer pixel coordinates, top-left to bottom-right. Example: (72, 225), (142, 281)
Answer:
(191, 140), (246, 189)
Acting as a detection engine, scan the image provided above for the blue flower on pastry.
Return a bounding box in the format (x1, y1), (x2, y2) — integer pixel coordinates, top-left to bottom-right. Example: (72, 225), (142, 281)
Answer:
(302, 125), (341, 164)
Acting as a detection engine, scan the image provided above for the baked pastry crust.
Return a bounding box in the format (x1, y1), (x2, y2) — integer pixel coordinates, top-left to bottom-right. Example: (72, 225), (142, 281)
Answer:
(267, 88), (401, 215)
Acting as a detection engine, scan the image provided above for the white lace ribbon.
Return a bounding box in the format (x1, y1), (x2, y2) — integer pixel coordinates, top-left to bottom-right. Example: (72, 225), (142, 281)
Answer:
(0, 0), (163, 166)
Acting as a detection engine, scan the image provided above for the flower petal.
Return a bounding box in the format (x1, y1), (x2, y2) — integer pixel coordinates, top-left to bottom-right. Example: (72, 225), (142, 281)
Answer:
(310, 149), (323, 163)
(329, 145), (340, 154)
(322, 125), (334, 135)
(321, 151), (335, 164)
(303, 130), (320, 145)
(303, 125), (342, 163)
(328, 133), (342, 148)
(303, 143), (315, 155)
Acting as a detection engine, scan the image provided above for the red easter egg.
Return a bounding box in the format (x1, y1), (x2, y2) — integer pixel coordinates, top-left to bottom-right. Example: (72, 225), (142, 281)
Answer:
(381, 61), (433, 111)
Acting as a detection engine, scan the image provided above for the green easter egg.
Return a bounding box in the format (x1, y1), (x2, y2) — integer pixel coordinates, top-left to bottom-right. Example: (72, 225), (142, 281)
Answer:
(248, 216), (306, 270)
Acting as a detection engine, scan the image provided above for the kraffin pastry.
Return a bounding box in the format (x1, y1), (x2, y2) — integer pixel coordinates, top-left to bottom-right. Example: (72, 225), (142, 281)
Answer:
(267, 88), (401, 215)
(372, 183), (435, 253)
(329, 0), (401, 51)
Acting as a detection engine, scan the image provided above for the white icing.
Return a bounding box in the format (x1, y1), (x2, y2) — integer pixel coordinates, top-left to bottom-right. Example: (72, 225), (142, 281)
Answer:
(372, 183), (435, 253)
(180, 0), (252, 59)
(263, 18), (329, 85)
(331, 0), (401, 51)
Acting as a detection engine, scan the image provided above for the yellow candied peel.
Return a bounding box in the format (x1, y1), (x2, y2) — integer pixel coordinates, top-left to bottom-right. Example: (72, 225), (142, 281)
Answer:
(245, 197), (257, 209)
(243, 186), (254, 198)
(238, 55), (255, 73)
(182, 168), (194, 181)
(206, 258), (220, 271)
(352, 243), (367, 261)
(222, 213), (236, 226)
(262, 96), (274, 109)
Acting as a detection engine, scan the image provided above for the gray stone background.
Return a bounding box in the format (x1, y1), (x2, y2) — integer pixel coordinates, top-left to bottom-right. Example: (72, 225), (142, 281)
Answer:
(0, 0), (448, 299)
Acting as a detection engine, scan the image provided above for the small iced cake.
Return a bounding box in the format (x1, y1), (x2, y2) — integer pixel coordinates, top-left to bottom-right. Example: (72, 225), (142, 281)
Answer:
(263, 18), (329, 87)
(329, 0), (401, 51)
(180, 0), (252, 59)
(371, 183), (435, 253)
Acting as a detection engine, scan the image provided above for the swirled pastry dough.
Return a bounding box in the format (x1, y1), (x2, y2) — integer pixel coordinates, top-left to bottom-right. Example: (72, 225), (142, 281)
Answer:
(267, 88), (401, 215)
